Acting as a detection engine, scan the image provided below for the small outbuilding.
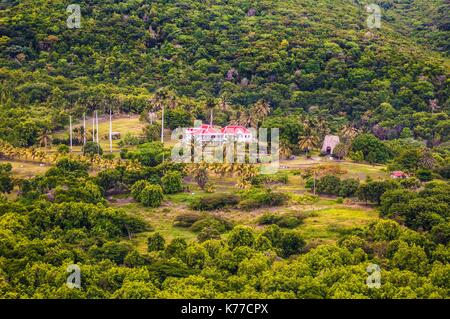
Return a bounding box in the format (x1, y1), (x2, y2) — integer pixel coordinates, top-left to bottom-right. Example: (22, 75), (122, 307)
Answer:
(390, 171), (408, 179)
(321, 135), (340, 155)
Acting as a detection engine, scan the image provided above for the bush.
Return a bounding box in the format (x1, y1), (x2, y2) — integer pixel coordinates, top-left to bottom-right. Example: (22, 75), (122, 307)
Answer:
(258, 213), (304, 228)
(238, 188), (289, 210)
(338, 178), (359, 197)
(316, 175), (341, 195)
(82, 141), (103, 157)
(147, 232), (165, 252)
(57, 144), (70, 154)
(173, 213), (204, 228)
(197, 227), (221, 242)
(251, 173), (288, 186)
(190, 216), (233, 233)
(140, 185), (164, 207)
(227, 226), (255, 249)
(280, 232), (306, 257)
(161, 171), (183, 194)
(190, 193), (240, 211)
(131, 180), (151, 201)
(416, 169), (433, 182)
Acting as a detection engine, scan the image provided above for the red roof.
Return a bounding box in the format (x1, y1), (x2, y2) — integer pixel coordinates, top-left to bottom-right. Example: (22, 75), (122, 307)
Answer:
(391, 171), (407, 177)
(220, 126), (251, 134)
(187, 125), (221, 135)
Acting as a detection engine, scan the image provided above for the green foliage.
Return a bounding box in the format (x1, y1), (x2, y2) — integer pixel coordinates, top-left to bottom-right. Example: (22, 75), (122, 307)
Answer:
(227, 226), (255, 250)
(161, 171), (183, 194)
(0, 163), (13, 194)
(82, 141), (103, 157)
(190, 193), (239, 211)
(238, 188), (289, 210)
(357, 180), (400, 204)
(140, 185), (164, 208)
(258, 213), (305, 229)
(147, 232), (165, 252)
(351, 134), (393, 164)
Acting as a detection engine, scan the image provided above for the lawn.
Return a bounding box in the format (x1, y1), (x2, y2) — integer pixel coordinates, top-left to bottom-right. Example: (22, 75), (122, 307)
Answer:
(0, 159), (50, 178)
(296, 206), (379, 245)
(111, 201), (198, 254)
(52, 115), (147, 152)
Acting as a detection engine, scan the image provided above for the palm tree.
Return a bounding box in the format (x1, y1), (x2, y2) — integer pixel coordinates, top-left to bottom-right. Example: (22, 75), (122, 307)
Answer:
(279, 139), (292, 160)
(298, 129), (319, 157)
(236, 108), (257, 128)
(333, 143), (349, 160)
(205, 98), (217, 126)
(149, 88), (174, 143)
(38, 129), (52, 148)
(419, 148), (437, 169)
(341, 124), (359, 142)
(252, 100), (271, 126)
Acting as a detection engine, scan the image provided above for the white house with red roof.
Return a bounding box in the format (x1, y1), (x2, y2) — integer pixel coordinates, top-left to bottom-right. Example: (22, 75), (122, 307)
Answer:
(184, 124), (224, 143)
(183, 124), (252, 143)
(221, 125), (252, 142)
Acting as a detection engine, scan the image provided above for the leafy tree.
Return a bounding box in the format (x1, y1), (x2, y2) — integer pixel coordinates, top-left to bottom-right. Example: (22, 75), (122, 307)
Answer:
(161, 171), (183, 194)
(227, 226), (255, 250)
(351, 134), (392, 164)
(82, 141), (103, 157)
(0, 163), (13, 194)
(139, 184), (164, 208)
(147, 232), (165, 252)
(280, 232), (306, 258)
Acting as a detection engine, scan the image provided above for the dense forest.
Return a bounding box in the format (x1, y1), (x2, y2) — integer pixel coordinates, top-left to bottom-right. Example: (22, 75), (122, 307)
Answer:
(0, 0), (449, 299)
(0, 0), (449, 146)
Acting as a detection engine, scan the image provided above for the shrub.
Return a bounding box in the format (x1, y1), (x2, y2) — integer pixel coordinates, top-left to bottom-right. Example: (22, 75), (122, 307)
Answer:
(140, 184), (164, 207)
(238, 188), (289, 210)
(258, 213), (304, 229)
(190, 216), (233, 233)
(316, 175), (341, 195)
(277, 216), (303, 229)
(197, 227), (221, 242)
(227, 226), (255, 249)
(251, 173), (288, 186)
(147, 232), (165, 252)
(82, 141), (103, 157)
(131, 180), (151, 201)
(173, 213), (203, 228)
(416, 169), (433, 182)
(338, 178), (359, 197)
(161, 171), (183, 194)
(291, 194), (319, 205)
(57, 144), (70, 154)
(258, 213), (282, 225)
(190, 193), (240, 211)
(280, 232), (306, 257)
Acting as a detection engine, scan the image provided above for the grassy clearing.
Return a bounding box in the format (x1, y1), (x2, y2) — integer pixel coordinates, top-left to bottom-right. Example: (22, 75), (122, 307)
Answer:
(296, 206), (378, 245)
(0, 159), (50, 178)
(111, 201), (197, 254)
(53, 115), (146, 151)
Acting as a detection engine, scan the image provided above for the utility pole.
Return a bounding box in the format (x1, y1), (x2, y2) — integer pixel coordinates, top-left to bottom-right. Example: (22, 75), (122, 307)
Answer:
(69, 115), (73, 152)
(313, 169), (316, 195)
(92, 113), (95, 142)
(109, 109), (113, 153)
(83, 113), (86, 145)
(161, 104), (165, 144)
(95, 110), (99, 144)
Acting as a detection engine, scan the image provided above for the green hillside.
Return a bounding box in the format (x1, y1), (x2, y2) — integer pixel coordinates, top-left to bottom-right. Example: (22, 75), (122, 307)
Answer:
(0, 1), (448, 147)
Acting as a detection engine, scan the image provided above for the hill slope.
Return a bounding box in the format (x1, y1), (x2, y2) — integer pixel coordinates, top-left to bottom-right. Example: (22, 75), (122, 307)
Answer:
(0, 0), (448, 145)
